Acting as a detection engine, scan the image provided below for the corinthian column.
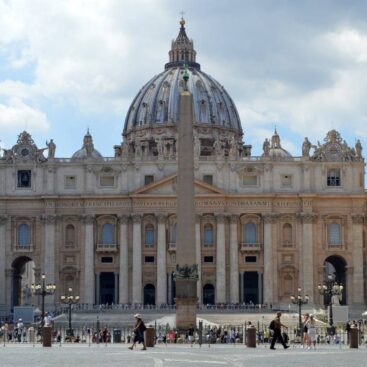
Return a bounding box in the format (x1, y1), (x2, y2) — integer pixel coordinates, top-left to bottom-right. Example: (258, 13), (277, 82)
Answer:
(195, 215), (202, 304)
(229, 215), (239, 304)
(156, 214), (167, 305)
(83, 215), (95, 304)
(132, 214), (142, 304)
(300, 213), (316, 303)
(351, 214), (365, 304)
(263, 214), (273, 304)
(215, 214), (226, 303)
(119, 215), (129, 304)
(43, 215), (57, 308)
(0, 216), (8, 309)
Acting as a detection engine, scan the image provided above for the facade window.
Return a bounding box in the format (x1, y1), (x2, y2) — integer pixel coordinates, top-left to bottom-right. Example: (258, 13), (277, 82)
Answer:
(17, 170), (32, 188)
(204, 256), (214, 263)
(203, 175), (213, 185)
(145, 256), (155, 263)
(144, 175), (154, 185)
(281, 175), (292, 188)
(282, 223), (292, 247)
(328, 223), (341, 245)
(101, 257), (113, 263)
(100, 176), (115, 187)
(65, 224), (76, 247)
(171, 223), (177, 244)
(245, 256), (257, 263)
(327, 169), (341, 186)
(18, 224), (30, 247)
(203, 224), (213, 247)
(243, 175), (257, 186)
(244, 222), (257, 244)
(101, 223), (114, 245)
(145, 224), (154, 247)
(64, 176), (76, 189)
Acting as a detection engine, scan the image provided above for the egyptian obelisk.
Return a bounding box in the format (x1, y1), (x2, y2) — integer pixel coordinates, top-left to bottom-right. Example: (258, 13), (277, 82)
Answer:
(175, 66), (198, 330)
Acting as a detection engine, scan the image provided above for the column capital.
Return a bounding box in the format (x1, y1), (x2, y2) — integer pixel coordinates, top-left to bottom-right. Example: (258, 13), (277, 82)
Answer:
(0, 215), (9, 225)
(195, 214), (201, 223)
(82, 215), (95, 225)
(41, 214), (58, 224)
(215, 213), (226, 223)
(132, 214), (141, 223)
(118, 214), (129, 224)
(229, 214), (239, 224)
(262, 213), (278, 223)
(297, 212), (318, 223)
(351, 213), (364, 224)
(157, 214), (167, 224)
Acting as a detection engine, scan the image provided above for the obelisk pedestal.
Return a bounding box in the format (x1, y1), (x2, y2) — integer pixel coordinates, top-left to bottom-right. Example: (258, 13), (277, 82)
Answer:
(175, 69), (198, 330)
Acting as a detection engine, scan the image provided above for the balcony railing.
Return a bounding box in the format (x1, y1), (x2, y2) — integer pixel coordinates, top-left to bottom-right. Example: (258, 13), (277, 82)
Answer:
(96, 243), (117, 252)
(14, 244), (34, 252)
(168, 242), (176, 252)
(240, 242), (262, 252)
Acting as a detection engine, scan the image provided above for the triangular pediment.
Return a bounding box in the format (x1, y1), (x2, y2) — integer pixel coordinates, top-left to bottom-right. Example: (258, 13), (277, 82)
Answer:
(132, 173), (225, 196)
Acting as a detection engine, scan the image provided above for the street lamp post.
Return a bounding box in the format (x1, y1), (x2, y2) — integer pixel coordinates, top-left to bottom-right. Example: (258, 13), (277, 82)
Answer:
(290, 287), (309, 335)
(31, 274), (56, 327)
(60, 288), (80, 337)
(318, 274), (343, 329)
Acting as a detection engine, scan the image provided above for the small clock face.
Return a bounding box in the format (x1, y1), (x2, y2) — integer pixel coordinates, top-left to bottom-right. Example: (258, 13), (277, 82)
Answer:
(21, 148), (29, 157)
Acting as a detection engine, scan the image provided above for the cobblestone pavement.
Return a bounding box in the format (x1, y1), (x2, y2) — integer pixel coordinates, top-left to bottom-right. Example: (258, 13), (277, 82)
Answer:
(0, 344), (366, 367)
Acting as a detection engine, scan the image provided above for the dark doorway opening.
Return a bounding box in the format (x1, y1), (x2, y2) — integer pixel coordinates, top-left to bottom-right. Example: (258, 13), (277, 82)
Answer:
(12, 256), (35, 308)
(99, 272), (115, 305)
(144, 284), (156, 305)
(243, 271), (259, 304)
(203, 284), (215, 305)
(324, 256), (347, 305)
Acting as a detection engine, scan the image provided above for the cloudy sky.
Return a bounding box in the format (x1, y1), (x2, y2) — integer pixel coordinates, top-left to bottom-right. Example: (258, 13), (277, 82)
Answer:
(0, 0), (367, 157)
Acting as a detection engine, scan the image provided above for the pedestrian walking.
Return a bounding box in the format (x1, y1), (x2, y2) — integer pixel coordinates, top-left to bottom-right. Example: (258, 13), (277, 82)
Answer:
(305, 314), (317, 349)
(302, 313), (310, 347)
(270, 312), (289, 350)
(128, 314), (147, 350)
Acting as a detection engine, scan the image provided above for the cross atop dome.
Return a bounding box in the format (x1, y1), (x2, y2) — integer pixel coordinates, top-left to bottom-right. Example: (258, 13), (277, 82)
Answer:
(165, 18), (201, 70)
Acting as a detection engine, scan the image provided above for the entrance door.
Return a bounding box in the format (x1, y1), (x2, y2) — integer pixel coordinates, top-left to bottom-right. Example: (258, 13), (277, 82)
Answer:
(12, 256), (35, 307)
(324, 256), (347, 305)
(99, 272), (115, 304)
(243, 272), (259, 304)
(203, 284), (215, 305)
(144, 284), (156, 305)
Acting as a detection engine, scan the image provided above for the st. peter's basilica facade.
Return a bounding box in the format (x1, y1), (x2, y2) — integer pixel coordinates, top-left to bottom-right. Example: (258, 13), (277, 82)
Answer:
(0, 19), (365, 316)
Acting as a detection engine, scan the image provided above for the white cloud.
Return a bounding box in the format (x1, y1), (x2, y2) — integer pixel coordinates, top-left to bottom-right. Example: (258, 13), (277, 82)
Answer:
(0, 97), (49, 131)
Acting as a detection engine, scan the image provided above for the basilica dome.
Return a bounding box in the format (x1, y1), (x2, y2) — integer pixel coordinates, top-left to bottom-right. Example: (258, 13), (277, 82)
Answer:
(123, 19), (242, 138)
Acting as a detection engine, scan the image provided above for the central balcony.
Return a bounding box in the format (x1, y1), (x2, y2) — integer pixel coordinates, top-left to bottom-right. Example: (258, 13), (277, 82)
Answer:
(96, 243), (117, 253)
(240, 242), (262, 252)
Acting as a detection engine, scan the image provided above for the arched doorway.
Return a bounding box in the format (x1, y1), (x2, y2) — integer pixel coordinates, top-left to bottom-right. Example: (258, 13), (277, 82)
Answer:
(324, 256), (347, 305)
(12, 256), (36, 307)
(203, 284), (215, 305)
(144, 284), (156, 305)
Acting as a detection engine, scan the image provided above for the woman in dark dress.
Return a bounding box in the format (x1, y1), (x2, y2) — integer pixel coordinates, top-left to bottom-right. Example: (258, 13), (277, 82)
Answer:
(129, 314), (147, 350)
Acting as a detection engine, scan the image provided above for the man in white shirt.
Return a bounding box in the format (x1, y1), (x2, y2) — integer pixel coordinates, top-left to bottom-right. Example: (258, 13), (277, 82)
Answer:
(43, 312), (52, 327)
